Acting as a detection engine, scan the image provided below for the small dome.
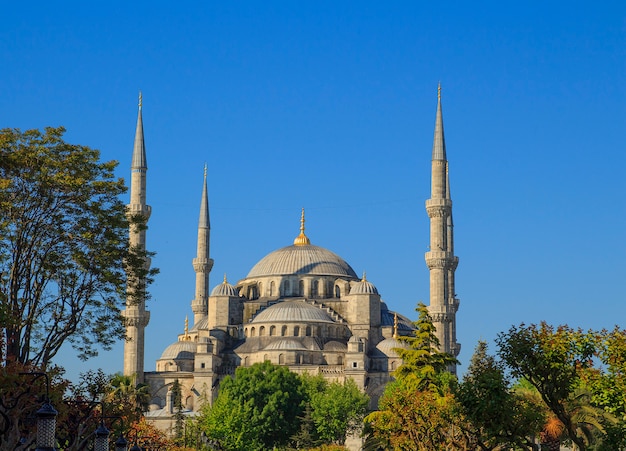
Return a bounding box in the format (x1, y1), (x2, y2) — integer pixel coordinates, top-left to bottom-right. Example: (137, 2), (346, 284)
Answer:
(252, 300), (336, 323)
(263, 339), (308, 351)
(350, 279), (379, 295)
(246, 245), (358, 278)
(211, 279), (239, 297)
(159, 340), (196, 360)
(376, 338), (408, 358)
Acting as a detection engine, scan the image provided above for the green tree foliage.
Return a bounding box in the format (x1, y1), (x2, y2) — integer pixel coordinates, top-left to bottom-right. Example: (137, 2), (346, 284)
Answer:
(307, 377), (369, 445)
(0, 127), (157, 366)
(456, 341), (544, 450)
(366, 380), (471, 451)
(496, 322), (600, 451)
(393, 302), (458, 390)
(171, 379), (185, 443)
(198, 361), (306, 450)
(366, 303), (469, 450)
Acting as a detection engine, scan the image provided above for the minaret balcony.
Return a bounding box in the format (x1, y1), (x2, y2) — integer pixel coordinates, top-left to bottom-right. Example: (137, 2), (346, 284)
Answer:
(425, 251), (458, 270)
(126, 203), (152, 219)
(425, 198), (452, 218)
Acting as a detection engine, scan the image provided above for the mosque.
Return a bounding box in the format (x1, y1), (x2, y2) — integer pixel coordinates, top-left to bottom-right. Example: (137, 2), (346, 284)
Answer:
(121, 88), (460, 435)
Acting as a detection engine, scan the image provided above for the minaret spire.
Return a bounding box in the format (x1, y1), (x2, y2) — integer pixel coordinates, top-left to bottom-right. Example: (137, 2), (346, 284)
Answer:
(191, 164), (214, 326)
(424, 84), (460, 372)
(123, 92), (152, 383)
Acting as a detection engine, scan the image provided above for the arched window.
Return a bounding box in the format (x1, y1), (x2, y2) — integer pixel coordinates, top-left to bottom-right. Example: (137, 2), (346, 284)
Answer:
(259, 326), (265, 336)
(258, 282), (263, 297)
(269, 281), (275, 297)
(281, 325), (287, 336)
(250, 327), (256, 337)
(311, 280), (319, 297)
(305, 326), (311, 336)
(244, 327), (248, 337)
(244, 356), (249, 366)
(337, 356), (343, 365)
(279, 353), (285, 364)
(270, 325), (276, 336)
(283, 280), (290, 296)
(299, 280), (304, 296)
(294, 326), (300, 337)
(335, 285), (341, 298)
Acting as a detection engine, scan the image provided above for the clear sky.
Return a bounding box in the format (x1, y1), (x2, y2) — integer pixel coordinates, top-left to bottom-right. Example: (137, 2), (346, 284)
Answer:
(2, 1), (625, 383)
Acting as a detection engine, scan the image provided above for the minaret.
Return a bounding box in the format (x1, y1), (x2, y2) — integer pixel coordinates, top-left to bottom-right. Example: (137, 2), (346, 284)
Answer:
(191, 165), (214, 326)
(123, 92), (152, 383)
(425, 84), (460, 369)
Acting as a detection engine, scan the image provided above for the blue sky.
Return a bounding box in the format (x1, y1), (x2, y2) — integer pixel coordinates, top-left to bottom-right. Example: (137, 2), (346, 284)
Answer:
(2, 1), (625, 382)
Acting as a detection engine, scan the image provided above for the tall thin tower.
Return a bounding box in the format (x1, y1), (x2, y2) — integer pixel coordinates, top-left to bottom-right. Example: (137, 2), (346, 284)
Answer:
(425, 84), (460, 369)
(123, 92), (152, 382)
(191, 165), (214, 326)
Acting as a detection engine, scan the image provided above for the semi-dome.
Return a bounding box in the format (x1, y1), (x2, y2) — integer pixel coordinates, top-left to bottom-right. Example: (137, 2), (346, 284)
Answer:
(376, 337), (408, 357)
(263, 339), (309, 351)
(246, 244), (358, 278)
(251, 300), (336, 323)
(160, 340), (196, 360)
(324, 341), (347, 352)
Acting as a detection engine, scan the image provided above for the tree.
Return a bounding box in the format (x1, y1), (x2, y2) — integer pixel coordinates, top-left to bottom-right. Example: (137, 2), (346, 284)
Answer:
(0, 127), (157, 366)
(366, 303), (469, 450)
(198, 361), (305, 450)
(456, 341), (544, 450)
(496, 322), (597, 451)
(171, 379), (185, 444)
(366, 380), (472, 451)
(307, 377), (369, 445)
(393, 302), (458, 390)
(106, 373), (151, 435)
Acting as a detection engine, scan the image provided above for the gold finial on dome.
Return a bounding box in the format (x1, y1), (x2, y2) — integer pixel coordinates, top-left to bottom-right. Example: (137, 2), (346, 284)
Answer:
(362, 271), (367, 282)
(223, 273), (228, 284)
(293, 207), (311, 246)
(183, 316), (191, 341)
(393, 313), (398, 339)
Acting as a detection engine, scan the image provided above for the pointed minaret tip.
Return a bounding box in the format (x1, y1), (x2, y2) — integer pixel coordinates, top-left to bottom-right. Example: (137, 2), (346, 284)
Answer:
(293, 207), (311, 246)
(432, 83), (447, 161)
(198, 165), (210, 229)
(132, 92), (147, 169)
(223, 273), (228, 284)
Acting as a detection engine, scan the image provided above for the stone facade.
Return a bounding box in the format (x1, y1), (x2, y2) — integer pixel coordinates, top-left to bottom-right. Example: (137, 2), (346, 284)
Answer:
(122, 88), (460, 444)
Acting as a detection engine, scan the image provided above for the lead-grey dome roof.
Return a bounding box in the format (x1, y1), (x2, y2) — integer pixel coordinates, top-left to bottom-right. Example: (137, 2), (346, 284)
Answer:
(159, 340), (196, 360)
(246, 244), (358, 278)
(210, 280), (239, 297)
(251, 300), (336, 323)
(350, 279), (379, 295)
(376, 337), (408, 357)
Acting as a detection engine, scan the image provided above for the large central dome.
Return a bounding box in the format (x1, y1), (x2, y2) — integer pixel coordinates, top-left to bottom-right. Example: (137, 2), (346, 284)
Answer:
(246, 244), (358, 278)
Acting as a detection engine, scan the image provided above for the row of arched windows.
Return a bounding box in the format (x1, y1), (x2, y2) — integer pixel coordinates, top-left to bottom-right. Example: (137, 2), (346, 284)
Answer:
(241, 279), (349, 300)
(244, 324), (348, 338)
